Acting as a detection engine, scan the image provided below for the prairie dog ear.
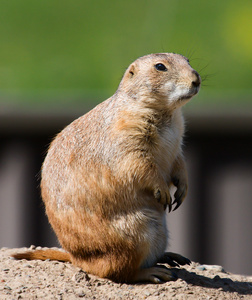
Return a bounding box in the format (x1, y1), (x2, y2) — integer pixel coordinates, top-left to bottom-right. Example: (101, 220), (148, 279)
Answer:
(127, 64), (136, 78)
(120, 62), (139, 87)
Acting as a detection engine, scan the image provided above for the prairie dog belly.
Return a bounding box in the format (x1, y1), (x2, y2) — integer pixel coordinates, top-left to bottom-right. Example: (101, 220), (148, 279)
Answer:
(155, 109), (185, 181)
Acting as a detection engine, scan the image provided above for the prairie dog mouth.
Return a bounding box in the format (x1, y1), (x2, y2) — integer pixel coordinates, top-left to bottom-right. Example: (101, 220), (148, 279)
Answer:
(169, 83), (200, 102)
(181, 86), (200, 100)
(190, 84), (200, 96)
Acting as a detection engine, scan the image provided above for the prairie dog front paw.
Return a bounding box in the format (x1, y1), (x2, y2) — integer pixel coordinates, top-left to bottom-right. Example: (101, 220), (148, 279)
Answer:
(153, 184), (172, 212)
(171, 155), (188, 211)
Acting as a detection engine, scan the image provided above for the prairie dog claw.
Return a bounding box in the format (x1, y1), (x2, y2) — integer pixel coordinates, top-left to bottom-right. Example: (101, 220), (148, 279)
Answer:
(172, 178), (188, 211)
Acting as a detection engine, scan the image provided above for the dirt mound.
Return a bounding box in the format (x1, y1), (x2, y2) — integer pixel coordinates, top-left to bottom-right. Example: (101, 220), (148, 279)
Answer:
(1, 247), (252, 299)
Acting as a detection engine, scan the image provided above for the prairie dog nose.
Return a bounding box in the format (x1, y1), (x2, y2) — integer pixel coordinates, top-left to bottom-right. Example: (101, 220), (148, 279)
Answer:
(192, 70), (201, 88)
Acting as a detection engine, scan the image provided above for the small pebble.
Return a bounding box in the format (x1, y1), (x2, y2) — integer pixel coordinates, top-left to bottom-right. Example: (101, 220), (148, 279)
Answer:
(78, 293), (86, 298)
(196, 264), (225, 272)
(196, 265), (206, 271)
(73, 270), (90, 283)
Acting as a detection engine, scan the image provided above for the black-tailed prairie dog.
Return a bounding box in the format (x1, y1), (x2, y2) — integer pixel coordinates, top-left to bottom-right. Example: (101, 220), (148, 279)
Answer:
(13, 53), (201, 283)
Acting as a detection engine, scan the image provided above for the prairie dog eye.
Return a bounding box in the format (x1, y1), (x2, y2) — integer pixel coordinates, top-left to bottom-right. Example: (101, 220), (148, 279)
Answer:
(155, 63), (167, 71)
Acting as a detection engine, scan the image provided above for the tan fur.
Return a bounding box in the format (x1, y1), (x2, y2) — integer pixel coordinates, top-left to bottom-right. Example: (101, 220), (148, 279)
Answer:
(12, 53), (200, 283)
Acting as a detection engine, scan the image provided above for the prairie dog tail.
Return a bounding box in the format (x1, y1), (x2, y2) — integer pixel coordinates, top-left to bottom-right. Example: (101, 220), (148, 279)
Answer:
(11, 249), (71, 263)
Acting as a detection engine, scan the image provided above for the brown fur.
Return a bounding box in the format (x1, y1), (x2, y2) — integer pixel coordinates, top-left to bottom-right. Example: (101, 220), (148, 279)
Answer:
(12, 53), (201, 283)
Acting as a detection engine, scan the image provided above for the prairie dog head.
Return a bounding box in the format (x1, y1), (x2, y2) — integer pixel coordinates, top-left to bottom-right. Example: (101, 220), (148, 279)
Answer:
(119, 53), (201, 109)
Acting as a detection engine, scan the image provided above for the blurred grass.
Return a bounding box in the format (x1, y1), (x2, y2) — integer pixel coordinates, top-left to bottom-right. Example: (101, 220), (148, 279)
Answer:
(0, 0), (251, 106)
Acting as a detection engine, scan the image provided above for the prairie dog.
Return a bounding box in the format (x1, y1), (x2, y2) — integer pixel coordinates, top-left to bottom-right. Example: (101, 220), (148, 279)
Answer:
(13, 53), (201, 283)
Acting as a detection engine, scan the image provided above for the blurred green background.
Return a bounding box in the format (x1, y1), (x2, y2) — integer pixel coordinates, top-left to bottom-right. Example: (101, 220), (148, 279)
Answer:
(0, 0), (251, 107)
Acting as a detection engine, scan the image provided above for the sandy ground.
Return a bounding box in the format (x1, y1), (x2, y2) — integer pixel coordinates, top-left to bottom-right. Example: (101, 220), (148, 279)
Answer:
(0, 247), (252, 300)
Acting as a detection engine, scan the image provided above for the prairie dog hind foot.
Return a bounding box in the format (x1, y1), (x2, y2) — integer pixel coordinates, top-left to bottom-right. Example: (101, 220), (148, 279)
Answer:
(134, 252), (191, 283)
(133, 266), (178, 284)
(158, 252), (191, 267)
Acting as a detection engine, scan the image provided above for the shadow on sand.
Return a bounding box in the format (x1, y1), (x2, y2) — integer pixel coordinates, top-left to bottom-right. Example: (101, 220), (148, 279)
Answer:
(173, 267), (252, 296)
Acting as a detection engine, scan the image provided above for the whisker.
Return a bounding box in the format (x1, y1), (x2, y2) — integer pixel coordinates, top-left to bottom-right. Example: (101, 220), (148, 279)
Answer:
(198, 63), (211, 74)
